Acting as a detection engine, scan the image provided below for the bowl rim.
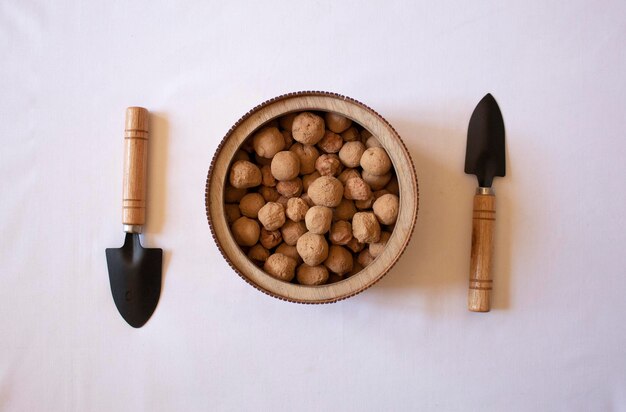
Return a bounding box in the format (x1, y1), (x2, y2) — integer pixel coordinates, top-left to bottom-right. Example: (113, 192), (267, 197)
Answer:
(206, 91), (419, 304)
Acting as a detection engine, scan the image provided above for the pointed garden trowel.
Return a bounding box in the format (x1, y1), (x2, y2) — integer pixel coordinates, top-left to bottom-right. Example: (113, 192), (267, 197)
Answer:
(106, 107), (162, 327)
(465, 94), (506, 312)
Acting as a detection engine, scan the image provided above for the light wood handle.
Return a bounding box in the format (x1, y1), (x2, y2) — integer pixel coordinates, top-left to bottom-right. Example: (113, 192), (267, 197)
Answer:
(468, 191), (496, 312)
(122, 107), (149, 229)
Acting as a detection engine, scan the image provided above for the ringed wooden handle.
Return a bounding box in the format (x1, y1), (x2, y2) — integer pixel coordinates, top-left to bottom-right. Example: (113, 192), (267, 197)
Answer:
(122, 107), (150, 230)
(468, 190), (496, 312)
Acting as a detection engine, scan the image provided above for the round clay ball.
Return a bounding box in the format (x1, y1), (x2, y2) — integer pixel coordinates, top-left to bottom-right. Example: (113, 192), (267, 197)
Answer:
(224, 185), (247, 203)
(373, 194), (399, 225)
(258, 186), (280, 202)
(276, 243), (301, 263)
(341, 126), (360, 142)
(297, 264), (329, 286)
(286, 197), (309, 222)
(271, 151), (300, 181)
(358, 249), (375, 267)
(233, 149), (250, 162)
(279, 113), (296, 131)
(276, 196), (289, 208)
(281, 220), (307, 246)
(315, 154), (343, 177)
(346, 237), (365, 253)
(224, 204), (241, 224)
(289, 143), (319, 175)
(317, 131), (343, 153)
(337, 168), (361, 185)
(239, 193), (266, 218)
(386, 175), (400, 196)
(374, 189), (390, 199)
(276, 178), (303, 198)
(254, 153), (272, 166)
(302, 171), (321, 192)
(362, 170), (392, 191)
(257, 202), (286, 231)
(296, 232), (329, 266)
(307, 176), (343, 207)
(301, 192), (314, 207)
(369, 231), (391, 258)
(229, 160), (262, 189)
(281, 130), (293, 149)
(260, 165), (276, 187)
(292, 112), (325, 145)
(352, 212), (381, 243)
(360, 147), (392, 176)
(231, 216), (260, 247)
(329, 221), (353, 245)
(365, 136), (382, 148)
(324, 112), (352, 133)
(260, 228), (282, 249)
(343, 177), (373, 201)
(304, 206), (333, 234)
(355, 196), (375, 210)
(338, 141), (366, 168)
(248, 243), (269, 265)
(333, 198), (357, 221)
(324, 245), (354, 275)
(252, 126), (285, 158)
(263, 253), (297, 282)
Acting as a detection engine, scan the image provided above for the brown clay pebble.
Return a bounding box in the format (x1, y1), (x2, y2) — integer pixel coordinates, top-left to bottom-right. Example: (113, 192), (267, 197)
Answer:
(307, 176), (343, 207)
(355, 196), (375, 210)
(233, 149), (250, 162)
(358, 249), (375, 267)
(260, 165), (276, 187)
(346, 237), (365, 253)
(296, 232), (329, 266)
(365, 136), (382, 148)
(276, 243), (302, 263)
(281, 220), (307, 246)
(257, 202), (285, 231)
(302, 171), (321, 192)
(301, 192), (314, 207)
(347, 261), (364, 277)
(263, 253), (297, 282)
(373, 189), (390, 199)
(258, 186), (280, 202)
(255, 154), (272, 166)
(385, 176), (400, 195)
(297, 264), (329, 285)
(239, 193), (266, 218)
(281, 130), (293, 149)
(344, 177), (373, 201)
(360, 147), (392, 176)
(276, 178), (303, 198)
(259, 228), (282, 249)
(304, 205), (333, 234)
(327, 273), (344, 284)
(352, 212), (381, 243)
(341, 126), (360, 142)
(373, 194), (399, 225)
(315, 153), (343, 177)
(317, 131), (343, 153)
(324, 112), (352, 133)
(224, 185), (247, 203)
(229, 160), (262, 189)
(369, 231), (391, 258)
(333, 198), (356, 221)
(337, 168), (361, 185)
(252, 127), (285, 158)
(286, 197), (309, 222)
(248, 244), (270, 265)
(231, 217), (260, 247)
(329, 221), (353, 245)
(224, 204), (241, 224)
(271, 151), (300, 181)
(289, 143), (319, 175)
(292, 112), (325, 145)
(276, 196), (289, 208)
(279, 113), (296, 131)
(362, 170), (392, 191)
(338, 141), (366, 168)
(324, 245), (353, 275)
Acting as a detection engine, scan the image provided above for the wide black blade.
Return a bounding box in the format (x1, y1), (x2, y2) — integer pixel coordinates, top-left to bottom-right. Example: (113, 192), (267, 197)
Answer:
(105, 233), (162, 328)
(464, 93), (506, 187)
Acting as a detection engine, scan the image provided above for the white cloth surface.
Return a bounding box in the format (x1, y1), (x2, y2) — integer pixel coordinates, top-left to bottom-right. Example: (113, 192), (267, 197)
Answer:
(1, 1), (625, 411)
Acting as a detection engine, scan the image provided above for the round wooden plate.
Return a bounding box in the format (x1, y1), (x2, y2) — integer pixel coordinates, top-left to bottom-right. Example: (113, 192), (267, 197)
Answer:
(206, 91), (418, 303)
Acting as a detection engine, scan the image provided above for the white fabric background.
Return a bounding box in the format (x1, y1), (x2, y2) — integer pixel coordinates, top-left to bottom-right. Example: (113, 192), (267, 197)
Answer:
(1, 1), (625, 411)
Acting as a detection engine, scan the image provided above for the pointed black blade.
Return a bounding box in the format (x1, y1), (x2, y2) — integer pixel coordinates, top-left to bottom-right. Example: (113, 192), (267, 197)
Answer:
(105, 233), (162, 328)
(464, 93), (506, 187)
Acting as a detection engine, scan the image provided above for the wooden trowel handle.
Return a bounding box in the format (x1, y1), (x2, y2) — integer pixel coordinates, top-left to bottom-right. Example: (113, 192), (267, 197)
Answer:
(468, 188), (496, 312)
(122, 107), (149, 232)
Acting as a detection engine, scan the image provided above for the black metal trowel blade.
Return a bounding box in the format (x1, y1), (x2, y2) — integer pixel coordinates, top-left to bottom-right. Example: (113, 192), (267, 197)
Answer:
(105, 233), (162, 328)
(465, 93), (506, 187)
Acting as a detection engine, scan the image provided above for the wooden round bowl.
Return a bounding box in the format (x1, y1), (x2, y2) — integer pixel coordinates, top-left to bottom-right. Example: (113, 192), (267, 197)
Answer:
(206, 91), (418, 303)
